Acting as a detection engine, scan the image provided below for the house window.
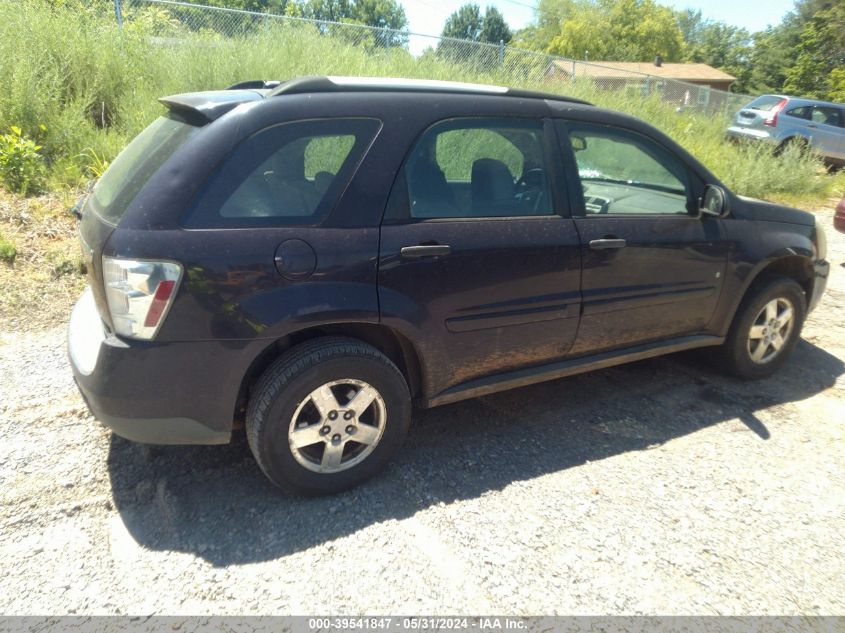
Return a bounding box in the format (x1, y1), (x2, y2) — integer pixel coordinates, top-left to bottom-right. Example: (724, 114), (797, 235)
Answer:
(697, 86), (711, 107)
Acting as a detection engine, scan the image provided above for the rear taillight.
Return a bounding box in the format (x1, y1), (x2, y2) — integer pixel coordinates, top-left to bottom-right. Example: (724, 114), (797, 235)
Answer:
(763, 98), (788, 127)
(103, 257), (182, 340)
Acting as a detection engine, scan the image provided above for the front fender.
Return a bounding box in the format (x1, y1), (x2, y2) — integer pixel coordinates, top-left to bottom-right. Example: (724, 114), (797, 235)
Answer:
(708, 219), (818, 337)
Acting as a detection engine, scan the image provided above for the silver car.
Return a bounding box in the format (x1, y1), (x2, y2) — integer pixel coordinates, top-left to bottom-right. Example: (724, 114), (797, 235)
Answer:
(726, 94), (845, 170)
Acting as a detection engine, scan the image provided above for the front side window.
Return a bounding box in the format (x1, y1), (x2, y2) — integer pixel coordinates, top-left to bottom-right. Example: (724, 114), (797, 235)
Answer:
(811, 107), (843, 128)
(183, 119), (380, 228)
(403, 119), (552, 219)
(565, 124), (691, 216)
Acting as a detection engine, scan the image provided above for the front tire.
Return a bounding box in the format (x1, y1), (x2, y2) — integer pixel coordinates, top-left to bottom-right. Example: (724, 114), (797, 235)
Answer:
(246, 337), (411, 494)
(718, 275), (806, 379)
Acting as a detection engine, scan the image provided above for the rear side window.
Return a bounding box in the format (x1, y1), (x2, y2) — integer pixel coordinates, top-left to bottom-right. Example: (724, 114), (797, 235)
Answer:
(90, 114), (201, 225)
(183, 119), (380, 228)
(786, 106), (812, 120)
(746, 95), (787, 111)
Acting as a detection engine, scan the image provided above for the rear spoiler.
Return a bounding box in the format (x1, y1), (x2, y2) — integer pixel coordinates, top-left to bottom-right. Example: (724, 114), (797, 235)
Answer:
(226, 80), (281, 90)
(158, 89), (266, 123)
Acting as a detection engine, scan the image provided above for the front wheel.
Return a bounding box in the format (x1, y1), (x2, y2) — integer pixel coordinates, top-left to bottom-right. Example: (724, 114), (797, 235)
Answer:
(246, 338), (411, 494)
(718, 275), (806, 379)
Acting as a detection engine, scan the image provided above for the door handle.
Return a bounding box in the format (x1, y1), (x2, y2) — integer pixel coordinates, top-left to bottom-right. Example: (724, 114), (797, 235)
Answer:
(400, 244), (452, 258)
(589, 238), (627, 250)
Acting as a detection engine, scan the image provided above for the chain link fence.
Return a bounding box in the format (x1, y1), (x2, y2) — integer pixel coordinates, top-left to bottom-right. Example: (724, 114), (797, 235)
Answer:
(116, 0), (752, 117)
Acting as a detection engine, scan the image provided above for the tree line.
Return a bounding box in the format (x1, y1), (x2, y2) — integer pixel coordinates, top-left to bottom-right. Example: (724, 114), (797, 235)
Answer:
(514, 0), (843, 99)
(285, 0), (844, 100)
(62, 0), (843, 100)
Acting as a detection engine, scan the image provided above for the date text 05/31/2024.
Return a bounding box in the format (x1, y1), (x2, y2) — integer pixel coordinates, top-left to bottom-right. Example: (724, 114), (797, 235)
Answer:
(307, 618), (527, 630)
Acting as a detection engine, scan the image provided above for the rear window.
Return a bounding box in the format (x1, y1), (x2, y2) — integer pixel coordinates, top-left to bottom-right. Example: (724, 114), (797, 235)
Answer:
(183, 118), (380, 228)
(746, 95), (787, 111)
(90, 114), (200, 225)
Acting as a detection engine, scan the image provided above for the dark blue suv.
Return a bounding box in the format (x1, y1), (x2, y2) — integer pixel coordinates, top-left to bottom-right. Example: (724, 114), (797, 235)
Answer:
(68, 76), (829, 493)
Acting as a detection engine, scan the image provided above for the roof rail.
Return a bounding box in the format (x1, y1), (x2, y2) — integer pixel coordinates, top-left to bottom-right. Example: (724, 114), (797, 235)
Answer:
(269, 76), (592, 105)
(226, 80), (282, 90)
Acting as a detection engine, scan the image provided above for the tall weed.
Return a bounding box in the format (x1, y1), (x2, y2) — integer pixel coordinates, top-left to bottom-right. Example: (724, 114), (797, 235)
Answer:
(0, 0), (839, 203)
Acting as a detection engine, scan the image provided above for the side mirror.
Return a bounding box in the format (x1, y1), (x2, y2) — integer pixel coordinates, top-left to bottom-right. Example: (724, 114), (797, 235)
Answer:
(570, 135), (587, 152)
(699, 185), (730, 218)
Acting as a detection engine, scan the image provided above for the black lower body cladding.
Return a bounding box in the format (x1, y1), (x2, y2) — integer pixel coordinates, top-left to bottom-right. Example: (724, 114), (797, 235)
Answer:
(68, 288), (265, 444)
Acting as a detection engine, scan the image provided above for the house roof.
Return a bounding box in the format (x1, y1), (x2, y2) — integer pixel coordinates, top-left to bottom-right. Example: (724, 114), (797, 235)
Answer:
(549, 60), (736, 83)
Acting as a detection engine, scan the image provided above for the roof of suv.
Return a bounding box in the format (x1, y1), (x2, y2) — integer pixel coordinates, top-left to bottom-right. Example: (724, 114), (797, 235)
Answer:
(160, 75), (593, 122)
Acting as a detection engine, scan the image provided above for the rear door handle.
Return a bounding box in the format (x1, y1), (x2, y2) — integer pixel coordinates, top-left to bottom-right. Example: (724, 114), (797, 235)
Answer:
(589, 238), (627, 250)
(400, 244), (452, 258)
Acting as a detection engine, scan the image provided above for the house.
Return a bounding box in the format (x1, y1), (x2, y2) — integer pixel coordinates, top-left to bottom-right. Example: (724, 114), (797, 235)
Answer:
(546, 57), (737, 109)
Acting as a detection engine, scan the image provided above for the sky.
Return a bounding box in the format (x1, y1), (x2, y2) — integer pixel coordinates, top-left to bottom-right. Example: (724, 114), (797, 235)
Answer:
(399, 0), (797, 55)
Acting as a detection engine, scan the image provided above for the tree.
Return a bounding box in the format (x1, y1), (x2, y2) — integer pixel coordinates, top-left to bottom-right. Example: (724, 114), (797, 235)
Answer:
(680, 13), (753, 93)
(176, 0), (296, 13)
(782, 1), (845, 100)
(302, 0), (353, 22)
(437, 4), (514, 69)
(479, 6), (512, 45)
(354, 0), (407, 32)
(546, 0), (684, 62)
(302, 0), (408, 47)
(440, 4), (512, 44)
(441, 3), (483, 42)
(512, 0), (576, 51)
(745, 0), (845, 98)
(676, 8), (705, 44)
(145, 0), (300, 35)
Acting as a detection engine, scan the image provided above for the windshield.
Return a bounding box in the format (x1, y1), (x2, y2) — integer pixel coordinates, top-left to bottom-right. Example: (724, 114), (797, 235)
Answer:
(90, 114), (201, 224)
(746, 95), (786, 111)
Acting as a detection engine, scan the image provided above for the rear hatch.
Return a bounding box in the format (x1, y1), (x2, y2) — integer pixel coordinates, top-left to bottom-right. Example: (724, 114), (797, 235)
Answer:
(734, 95), (788, 130)
(76, 88), (267, 329)
(77, 114), (204, 329)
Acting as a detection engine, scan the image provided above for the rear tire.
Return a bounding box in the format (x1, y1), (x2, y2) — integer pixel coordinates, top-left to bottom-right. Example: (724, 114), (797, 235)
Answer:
(774, 137), (809, 157)
(246, 337), (411, 494)
(717, 274), (806, 379)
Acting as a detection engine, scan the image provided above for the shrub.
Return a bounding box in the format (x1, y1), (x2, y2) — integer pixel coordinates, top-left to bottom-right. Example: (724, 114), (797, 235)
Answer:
(0, 126), (46, 195)
(0, 234), (16, 264)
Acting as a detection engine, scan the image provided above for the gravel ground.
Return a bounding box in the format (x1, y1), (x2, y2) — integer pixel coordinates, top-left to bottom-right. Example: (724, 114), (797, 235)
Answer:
(1, 207), (844, 616)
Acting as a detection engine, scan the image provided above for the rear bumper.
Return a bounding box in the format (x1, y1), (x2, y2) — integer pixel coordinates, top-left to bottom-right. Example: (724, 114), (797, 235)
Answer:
(725, 126), (776, 143)
(68, 288), (243, 445)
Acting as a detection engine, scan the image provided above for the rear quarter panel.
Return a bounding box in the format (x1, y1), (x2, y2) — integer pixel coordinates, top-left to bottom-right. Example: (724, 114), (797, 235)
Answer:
(104, 226), (381, 341)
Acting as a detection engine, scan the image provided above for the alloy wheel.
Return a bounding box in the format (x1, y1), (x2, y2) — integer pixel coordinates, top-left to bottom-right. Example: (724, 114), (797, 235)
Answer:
(747, 297), (795, 364)
(287, 379), (386, 473)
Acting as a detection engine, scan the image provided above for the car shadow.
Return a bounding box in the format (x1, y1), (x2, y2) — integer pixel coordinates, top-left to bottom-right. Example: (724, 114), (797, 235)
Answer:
(107, 339), (843, 565)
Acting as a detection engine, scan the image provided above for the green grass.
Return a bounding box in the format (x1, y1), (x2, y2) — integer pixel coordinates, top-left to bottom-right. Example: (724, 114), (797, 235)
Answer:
(0, 0), (843, 205)
(0, 234), (16, 264)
